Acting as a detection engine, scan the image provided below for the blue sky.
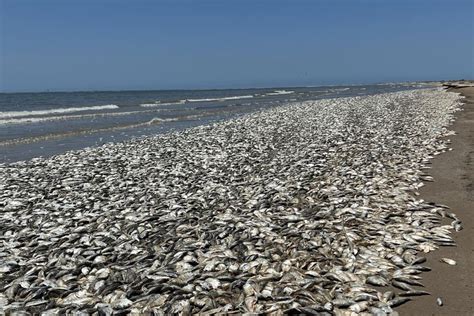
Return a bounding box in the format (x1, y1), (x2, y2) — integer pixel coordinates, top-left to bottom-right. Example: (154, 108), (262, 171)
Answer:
(1, 0), (473, 92)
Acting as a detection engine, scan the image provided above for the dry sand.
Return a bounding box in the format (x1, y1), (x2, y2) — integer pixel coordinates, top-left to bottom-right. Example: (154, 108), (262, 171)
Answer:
(398, 86), (474, 315)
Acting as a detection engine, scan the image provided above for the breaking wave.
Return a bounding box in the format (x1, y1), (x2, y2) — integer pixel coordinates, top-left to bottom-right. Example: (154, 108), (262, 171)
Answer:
(140, 100), (186, 107)
(265, 90), (295, 96)
(0, 109), (164, 125)
(0, 104), (119, 119)
(186, 95), (254, 102)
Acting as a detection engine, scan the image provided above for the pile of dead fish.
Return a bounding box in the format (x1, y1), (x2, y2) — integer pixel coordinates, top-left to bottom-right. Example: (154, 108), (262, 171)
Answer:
(0, 88), (464, 315)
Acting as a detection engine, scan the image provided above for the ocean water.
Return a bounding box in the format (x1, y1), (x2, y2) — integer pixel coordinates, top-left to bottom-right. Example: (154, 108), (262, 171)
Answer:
(0, 83), (431, 163)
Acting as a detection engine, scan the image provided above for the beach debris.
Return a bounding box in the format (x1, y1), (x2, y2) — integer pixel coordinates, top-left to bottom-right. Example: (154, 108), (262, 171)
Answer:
(437, 297), (444, 306)
(0, 89), (464, 314)
(440, 258), (457, 265)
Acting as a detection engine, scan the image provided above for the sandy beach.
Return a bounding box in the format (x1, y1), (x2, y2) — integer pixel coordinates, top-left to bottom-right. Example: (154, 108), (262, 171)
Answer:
(398, 86), (474, 315)
(2, 0), (472, 313)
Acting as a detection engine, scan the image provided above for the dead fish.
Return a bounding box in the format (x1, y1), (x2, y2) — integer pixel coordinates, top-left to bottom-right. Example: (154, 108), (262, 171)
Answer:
(452, 220), (463, 232)
(399, 290), (430, 297)
(366, 276), (388, 287)
(392, 280), (414, 291)
(0, 89), (463, 314)
(440, 258), (456, 265)
(24, 299), (49, 307)
(393, 276), (424, 287)
(382, 291), (395, 302)
(388, 297), (411, 307)
(349, 301), (369, 313)
(332, 298), (356, 308)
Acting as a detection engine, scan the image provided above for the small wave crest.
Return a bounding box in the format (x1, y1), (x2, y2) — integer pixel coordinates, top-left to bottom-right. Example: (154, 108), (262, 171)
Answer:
(329, 87), (350, 92)
(140, 100), (186, 107)
(146, 117), (179, 124)
(0, 109), (164, 125)
(0, 104), (119, 119)
(186, 95), (254, 102)
(265, 90), (295, 96)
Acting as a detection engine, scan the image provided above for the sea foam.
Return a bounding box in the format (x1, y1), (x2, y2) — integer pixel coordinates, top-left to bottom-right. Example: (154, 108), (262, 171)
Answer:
(0, 104), (119, 119)
(186, 95), (254, 102)
(140, 100), (186, 107)
(265, 90), (295, 96)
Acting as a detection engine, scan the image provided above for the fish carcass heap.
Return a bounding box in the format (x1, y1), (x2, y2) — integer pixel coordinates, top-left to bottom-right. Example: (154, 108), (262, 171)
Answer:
(0, 89), (464, 315)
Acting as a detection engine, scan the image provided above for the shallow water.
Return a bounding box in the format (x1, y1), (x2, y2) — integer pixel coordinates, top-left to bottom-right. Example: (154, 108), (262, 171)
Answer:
(0, 83), (430, 163)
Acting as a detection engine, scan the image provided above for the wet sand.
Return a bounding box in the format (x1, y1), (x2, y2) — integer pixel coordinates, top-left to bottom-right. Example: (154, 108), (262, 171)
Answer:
(398, 86), (474, 315)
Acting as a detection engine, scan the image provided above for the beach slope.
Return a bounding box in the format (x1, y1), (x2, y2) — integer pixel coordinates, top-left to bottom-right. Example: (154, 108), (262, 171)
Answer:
(398, 86), (474, 315)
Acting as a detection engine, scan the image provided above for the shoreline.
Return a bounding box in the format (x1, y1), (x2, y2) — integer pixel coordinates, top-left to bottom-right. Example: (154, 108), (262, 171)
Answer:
(0, 84), (430, 165)
(398, 86), (474, 315)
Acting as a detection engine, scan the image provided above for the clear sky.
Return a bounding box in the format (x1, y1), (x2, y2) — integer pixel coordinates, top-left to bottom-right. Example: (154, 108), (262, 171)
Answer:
(0, 0), (473, 92)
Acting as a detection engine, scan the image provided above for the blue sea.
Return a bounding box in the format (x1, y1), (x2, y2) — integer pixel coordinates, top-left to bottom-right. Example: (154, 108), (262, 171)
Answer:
(0, 83), (431, 163)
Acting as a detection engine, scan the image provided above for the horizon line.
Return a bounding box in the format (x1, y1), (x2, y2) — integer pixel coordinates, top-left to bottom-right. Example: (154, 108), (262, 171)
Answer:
(0, 78), (459, 94)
